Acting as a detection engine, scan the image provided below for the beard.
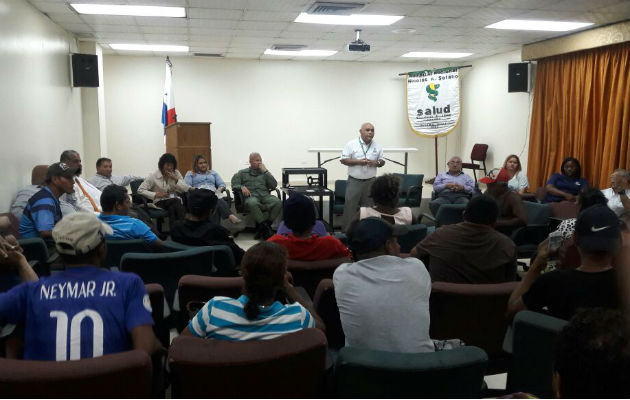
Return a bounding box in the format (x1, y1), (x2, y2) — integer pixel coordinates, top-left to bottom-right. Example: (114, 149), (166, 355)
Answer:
(75, 165), (82, 176)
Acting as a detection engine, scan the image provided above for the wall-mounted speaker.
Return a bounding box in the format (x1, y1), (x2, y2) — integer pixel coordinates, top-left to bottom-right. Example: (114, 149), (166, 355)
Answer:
(508, 62), (529, 93)
(71, 53), (99, 87)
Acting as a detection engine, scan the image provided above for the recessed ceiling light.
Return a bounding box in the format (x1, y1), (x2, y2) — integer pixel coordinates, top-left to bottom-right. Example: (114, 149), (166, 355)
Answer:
(264, 49), (337, 57)
(401, 52), (472, 59)
(392, 28), (416, 34)
(71, 4), (186, 18)
(109, 44), (189, 52)
(485, 19), (593, 31)
(294, 12), (403, 26)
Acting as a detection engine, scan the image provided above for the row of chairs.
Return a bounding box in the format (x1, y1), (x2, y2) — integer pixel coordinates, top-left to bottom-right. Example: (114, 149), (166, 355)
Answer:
(0, 309), (565, 398)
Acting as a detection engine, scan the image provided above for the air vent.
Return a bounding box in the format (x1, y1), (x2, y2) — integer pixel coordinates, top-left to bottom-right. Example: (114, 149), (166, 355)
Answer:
(306, 2), (365, 15)
(193, 53), (224, 58)
(271, 44), (307, 51)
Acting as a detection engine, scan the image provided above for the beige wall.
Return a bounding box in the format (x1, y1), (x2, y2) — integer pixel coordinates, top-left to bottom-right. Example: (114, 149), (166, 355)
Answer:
(0, 0), (83, 210)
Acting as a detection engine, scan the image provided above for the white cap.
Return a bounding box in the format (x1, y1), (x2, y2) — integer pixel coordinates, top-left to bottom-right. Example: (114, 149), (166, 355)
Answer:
(52, 213), (113, 256)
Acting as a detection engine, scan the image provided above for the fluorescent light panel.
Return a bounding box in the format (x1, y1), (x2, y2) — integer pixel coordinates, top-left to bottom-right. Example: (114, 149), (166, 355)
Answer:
(401, 52), (472, 59)
(264, 49), (337, 57)
(109, 44), (189, 52)
(485, 19), (593, 31)
(294, 12), (403, 26)
(71, 4), (185, 18)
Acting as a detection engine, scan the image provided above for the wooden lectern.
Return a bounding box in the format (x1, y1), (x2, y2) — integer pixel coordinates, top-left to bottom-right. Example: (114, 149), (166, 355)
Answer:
(165, 122), (212, 173)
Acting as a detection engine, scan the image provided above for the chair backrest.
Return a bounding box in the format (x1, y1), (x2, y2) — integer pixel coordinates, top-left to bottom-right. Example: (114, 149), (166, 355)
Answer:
(523, 201), (552, 225)
(104, 239), (152, 269)
(286, 257), (350, 298)
(334, 179), (347, 203)
(429, 281), (518, 360)
(470, 144), (488, 162)
(397, 223), (428, 253)
(550, 201), (578, 219)
(120, 247), (218, 308)
(335, 345), (488, 398)
(178, 275), (244, 321)
(435, 203), (466, 226)
(162, 241), (236, 276)
(506, 310), (567, 398)
(18, 237), (51, 276)
(168, 328), (327, 398)
(129, 179), (143, 195)
(393, 173), (424, 207)
(145, 283), (170, 348)
(313, 278), (345, 350)
(0, 350), (152, 397)
(31, 165), (48, 186)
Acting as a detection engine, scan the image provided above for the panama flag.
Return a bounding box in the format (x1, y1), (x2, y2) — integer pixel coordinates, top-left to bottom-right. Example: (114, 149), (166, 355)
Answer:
(162, 56), (176, 129)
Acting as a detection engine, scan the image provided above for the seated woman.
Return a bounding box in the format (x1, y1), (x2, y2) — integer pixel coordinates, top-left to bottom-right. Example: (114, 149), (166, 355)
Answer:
(503, 154), (529, 194)
(551, 188), (608, 241)
(137, 153), (192, 224)
(359, 174), (414, 225)
(181, 242), (324, 340)
(544, 157), (588, 202)
(184, 155), (240, 224)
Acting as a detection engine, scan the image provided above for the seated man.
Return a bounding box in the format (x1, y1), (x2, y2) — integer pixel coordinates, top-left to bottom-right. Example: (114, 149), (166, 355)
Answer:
(553, 308), (629, 398)
(602, 168), (630, 222)
(0, 212), (161, 360)
(88, 157), (143, 191)
(267, 193), (351, 261)
(19, 162), (76, 239)
(507, 205), (621, 321)
(181, 242), (323, 340)
(333, 218), (434, 353)
(231, 152), (281, 240)
(411, 195), (517, 283)
(59, 150), (103, 213)
(10, 165), (47, 220)
(480, 168), (526, 236)
(98, 185), (163, 248)
(429, 156), (474, 216)
(170, 189), (245, 268)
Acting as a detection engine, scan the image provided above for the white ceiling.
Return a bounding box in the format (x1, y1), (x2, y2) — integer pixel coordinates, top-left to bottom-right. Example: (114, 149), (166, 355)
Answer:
(27, 0), (630, 62)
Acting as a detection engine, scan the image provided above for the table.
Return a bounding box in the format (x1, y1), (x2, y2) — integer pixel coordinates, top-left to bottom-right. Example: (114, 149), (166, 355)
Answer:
(308, 147), (418, 174)
(281, 186), (335, 232)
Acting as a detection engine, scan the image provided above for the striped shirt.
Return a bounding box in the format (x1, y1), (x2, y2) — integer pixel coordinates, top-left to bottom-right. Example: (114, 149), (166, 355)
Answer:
(19, 186), (62, 238)
(189, 295), (315, 341)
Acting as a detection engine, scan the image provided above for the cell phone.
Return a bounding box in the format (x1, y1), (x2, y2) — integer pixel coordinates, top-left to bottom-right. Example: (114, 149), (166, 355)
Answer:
(548, 231), (563, 251)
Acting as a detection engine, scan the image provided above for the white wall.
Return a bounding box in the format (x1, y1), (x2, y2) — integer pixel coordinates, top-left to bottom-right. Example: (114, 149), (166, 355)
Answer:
(103, 56), (463, 187)
(0, 0), (83, 210)
(460, 50), (533, 176)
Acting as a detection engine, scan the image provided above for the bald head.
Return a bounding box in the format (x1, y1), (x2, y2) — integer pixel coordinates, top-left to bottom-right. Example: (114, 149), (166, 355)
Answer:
(611, 169), (630, 193)
(359, 122), (375, 144)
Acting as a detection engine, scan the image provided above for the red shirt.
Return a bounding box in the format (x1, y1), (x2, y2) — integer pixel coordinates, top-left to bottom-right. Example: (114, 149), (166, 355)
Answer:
(267, 233), (351, 261)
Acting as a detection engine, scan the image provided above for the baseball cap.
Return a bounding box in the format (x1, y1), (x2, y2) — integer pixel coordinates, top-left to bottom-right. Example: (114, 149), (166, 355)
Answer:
(479, 168), (510, 184)
(52, 213), (113, 256)
(283, 193), (316, 232)
(187, 189), (218, 215)
(347, 217), (408, 254)
(575, 205), (621, 253)
(46, 162), (77, 181)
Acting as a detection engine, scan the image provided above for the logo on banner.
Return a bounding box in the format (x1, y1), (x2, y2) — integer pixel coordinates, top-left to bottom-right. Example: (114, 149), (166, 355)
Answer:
(406, 68), (461, 137)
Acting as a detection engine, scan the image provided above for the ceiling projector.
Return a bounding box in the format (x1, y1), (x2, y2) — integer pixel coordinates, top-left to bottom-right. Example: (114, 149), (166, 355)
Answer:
(347, 29), (370, 52)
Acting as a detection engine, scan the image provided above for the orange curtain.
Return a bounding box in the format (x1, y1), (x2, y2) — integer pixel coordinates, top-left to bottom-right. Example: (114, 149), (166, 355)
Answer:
(527, 42), (630, 191)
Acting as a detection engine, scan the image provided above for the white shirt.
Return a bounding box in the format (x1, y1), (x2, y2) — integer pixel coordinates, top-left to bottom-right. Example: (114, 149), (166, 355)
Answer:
(507, 173), (529, 192)
(602, 187), (630, 217)
(333, 255), (434, 353)
(341, 137), (384, 180)
(61, 177), (102, 214)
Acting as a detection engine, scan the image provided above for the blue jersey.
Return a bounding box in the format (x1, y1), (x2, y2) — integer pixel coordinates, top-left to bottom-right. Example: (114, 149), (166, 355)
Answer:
(0, 266), (153, 361)
(99, 214), (158, 244)
(19, 186), (62, 238)
(189, 295), (315, 341)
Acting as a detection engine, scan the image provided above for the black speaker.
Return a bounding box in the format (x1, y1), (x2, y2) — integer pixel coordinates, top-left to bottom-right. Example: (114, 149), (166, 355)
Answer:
(72, 53), (99, 87)
(508, 62), (529, 93)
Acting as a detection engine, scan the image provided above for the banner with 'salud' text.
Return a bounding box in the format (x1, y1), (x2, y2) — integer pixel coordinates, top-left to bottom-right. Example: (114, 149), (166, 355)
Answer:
(406, 68), (460, 137)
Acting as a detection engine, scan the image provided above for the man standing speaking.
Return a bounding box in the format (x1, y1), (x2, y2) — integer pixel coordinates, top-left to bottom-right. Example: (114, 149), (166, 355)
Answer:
(340, 122), (385, 231)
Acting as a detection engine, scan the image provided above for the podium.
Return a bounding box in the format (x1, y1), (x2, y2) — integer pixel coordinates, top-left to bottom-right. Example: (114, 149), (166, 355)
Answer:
(165, 122), (212, 172)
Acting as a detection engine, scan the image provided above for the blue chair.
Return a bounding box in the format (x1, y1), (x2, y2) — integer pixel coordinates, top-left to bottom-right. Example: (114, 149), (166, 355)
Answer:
(104, 239), (152, 269)
(333, 180), (347, 215)
(397, 223), (428, 253)
(393, 173), (424, 207)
